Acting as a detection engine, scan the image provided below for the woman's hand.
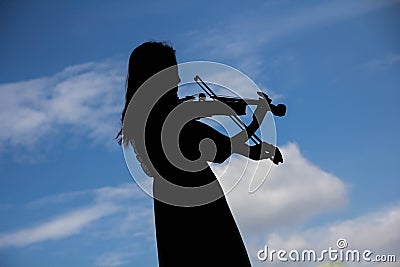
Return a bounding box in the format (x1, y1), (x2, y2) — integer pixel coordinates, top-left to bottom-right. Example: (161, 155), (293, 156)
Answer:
(249, 142), (283, 164)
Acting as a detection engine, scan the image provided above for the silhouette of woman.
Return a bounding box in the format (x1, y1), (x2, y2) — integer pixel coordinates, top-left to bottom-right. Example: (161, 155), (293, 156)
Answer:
(118, 41), (271, 266)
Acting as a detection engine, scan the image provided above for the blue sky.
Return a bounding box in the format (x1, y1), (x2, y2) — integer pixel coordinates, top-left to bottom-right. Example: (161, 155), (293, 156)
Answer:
(0, 1), (399, 266)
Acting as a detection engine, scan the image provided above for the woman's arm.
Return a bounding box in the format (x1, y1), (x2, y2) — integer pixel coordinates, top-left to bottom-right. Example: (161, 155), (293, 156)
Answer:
(191, 119), (282, 165)
(234, 141), (283, 164)
(231, 97), (269, 148)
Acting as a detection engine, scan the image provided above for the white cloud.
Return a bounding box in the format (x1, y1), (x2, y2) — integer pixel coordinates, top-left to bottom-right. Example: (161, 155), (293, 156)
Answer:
(213, 143), (347, 234)
(0, 59), (125, 150)
(367, 54), (400, 70)
(0, 203), (119, 248)
(0, 183), (153, 249)
(248, 204), (400, 267)
(212, 143), (399, 267)
(26, 183), (140, 208)
(96, 252), (136, 267)
(212, 143), (399, 266)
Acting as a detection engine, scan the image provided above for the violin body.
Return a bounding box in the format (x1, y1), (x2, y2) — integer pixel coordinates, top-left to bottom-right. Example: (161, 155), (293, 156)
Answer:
(178, 93), (286, 118)
(178, 95), (248, 117)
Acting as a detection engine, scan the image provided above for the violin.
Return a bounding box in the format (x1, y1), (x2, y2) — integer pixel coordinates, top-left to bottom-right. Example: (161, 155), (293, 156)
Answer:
(178, 75), (286, 117)
(177, 75), (287, 164)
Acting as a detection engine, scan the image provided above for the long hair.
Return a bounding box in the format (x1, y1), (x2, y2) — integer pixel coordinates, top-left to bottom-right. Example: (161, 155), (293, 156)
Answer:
(116, 41), (177, 144)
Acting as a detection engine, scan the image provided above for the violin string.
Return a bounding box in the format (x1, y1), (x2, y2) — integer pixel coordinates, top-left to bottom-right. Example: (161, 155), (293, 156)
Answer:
(230, 115), (260, 145)
(197, 77), (217, 97)
(195, 76), (215, 97)
(194, 75), (263, 145)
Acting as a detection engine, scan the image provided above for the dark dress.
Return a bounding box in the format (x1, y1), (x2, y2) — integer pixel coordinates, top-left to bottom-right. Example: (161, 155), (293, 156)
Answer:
(144, 96), (252, 267)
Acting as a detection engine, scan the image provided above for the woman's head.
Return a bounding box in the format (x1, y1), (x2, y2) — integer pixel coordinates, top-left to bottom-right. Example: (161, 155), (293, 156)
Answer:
(117, 41), (178, 143)
(126, 41), (177, 95)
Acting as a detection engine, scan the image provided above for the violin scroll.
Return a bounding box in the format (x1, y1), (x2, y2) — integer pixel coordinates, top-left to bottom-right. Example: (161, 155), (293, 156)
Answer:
(257, 92), (286, 117)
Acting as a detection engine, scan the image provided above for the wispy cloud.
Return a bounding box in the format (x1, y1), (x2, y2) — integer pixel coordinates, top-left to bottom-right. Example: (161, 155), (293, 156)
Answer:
(367, 54), (400, 70)
(26, 189), (91, 208)
(0, 183), (153, 249)
(0, 203), (119, 248)
(189, 0), (399, 76)
(0, 59), (125, 151)
(96, 251), (138, 267)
